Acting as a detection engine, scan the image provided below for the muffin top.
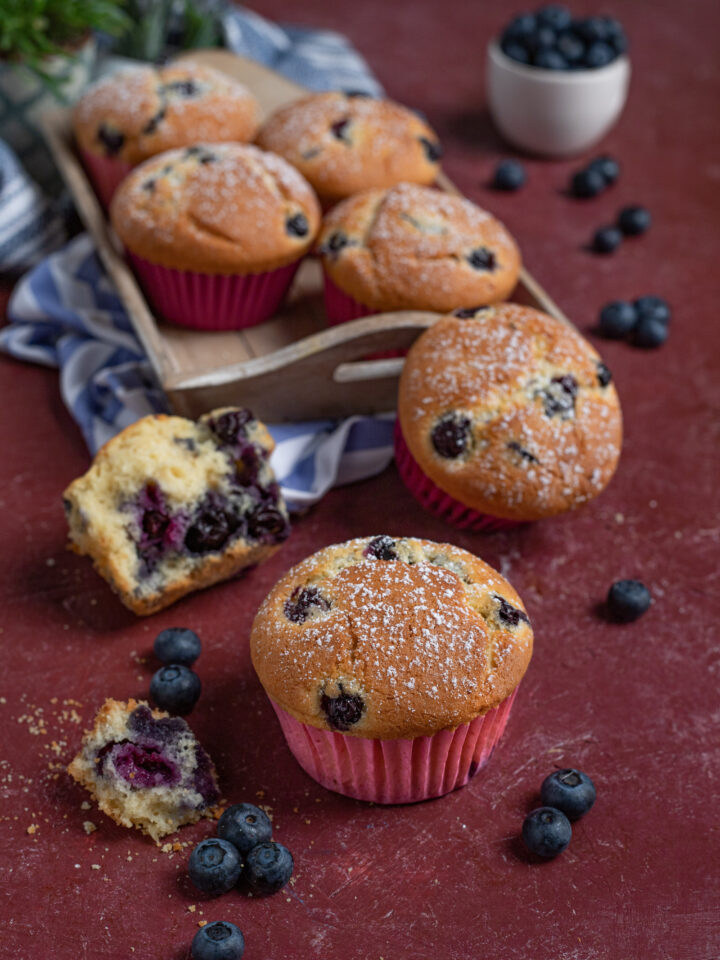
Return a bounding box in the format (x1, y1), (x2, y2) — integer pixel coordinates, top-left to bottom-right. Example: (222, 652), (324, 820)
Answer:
(73, 61), (260, 164)
(315, 183), (521, 312)
(255, 92), (442, 202)
(110, 144), (321, 273)
(398, 305), (623, 521)
(250, 536), (533, 739)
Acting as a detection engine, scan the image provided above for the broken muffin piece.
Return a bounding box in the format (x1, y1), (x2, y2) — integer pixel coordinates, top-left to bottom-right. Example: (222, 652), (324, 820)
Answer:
(63, 407), (290, 615)
(68, 698), (220, 843)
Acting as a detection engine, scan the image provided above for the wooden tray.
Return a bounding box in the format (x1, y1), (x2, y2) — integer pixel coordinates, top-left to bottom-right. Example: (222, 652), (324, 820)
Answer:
(42, 49), (571, 422)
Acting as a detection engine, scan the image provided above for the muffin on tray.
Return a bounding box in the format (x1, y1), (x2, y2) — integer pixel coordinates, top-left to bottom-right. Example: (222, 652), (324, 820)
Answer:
(73, 61), (261, 207)
(256, 91), (442, 205)
(316, 183), (521, 325)
(395, 304), (623, 530)
(110, 143), (321, 330)
(68, 699), (220, 842)
(63, 407), (290, 616)
(251, 535), (532, 804)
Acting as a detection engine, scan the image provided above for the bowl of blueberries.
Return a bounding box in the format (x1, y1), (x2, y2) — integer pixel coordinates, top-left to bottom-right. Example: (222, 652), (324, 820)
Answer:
(487, 5), (630, 157)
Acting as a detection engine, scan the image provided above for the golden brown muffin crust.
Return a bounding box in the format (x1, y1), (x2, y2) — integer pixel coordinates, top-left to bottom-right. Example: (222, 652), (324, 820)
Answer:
(256, 92), (442, 202)
(251, 536), (533, 739)
(398, 305), (623, 520)
(315, 183), (521, 311)
(110, 143), (321, 273)
(73, 61), (260, 165)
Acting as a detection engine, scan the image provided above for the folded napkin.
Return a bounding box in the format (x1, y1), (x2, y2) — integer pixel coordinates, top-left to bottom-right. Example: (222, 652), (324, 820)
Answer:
(0, 7), (395, 512)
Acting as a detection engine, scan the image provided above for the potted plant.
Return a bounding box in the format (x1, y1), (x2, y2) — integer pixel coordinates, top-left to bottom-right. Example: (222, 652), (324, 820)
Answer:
(0, 0), (128, 188)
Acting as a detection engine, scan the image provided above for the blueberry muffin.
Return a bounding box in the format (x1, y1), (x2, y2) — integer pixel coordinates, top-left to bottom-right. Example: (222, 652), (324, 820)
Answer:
(256, 92), (442, 203)
(110, 143), (321, 328)
(73, 60), (260, 164)
(316, 183), (521, 319)
(68, 699), (220, 842)
(250, 536), (532, 802)
(63, 407), (290, 616)
(396, 304), (623, 525)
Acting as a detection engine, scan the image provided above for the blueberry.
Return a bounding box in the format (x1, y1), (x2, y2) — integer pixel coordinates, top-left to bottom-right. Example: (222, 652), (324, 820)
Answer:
(533, 49), (567, 70)
(570, 167), (606, 198)
(363, 535), (397, 560)
(522, 807), (572, 858)
(191, 921), (245, 960)
(247, 503), (290, 543)
(618, 206), (652, 236)
(97, 123), (124, 156)
(598, 301), (637, 338)
(217, 803), (273, 855)
(584, 41), (615, 69)
(207, 409), (253, 446)
(605, 18), (628, 54)
(154, 627), (202, 666)
(541, 769), (597, 820)
(592, 226), (623, 254)
(431, 412), (472, 458)
(185, 508), (233, 553)
(596, 361), (612, 387)
(453, 306), (483, 318)
(542, 374), (578, 418)
(142, 108), (167, 135)
(501, 40), (531, 64)
(321, 685), (364, 731)
(166, 79), (198, 97)
(606, 579), (652, 621)
(284, 585), (330, 623)
(503, 13), (537, 40)
(286, 213), (309, 237)
(150, 664), (201, 715)
(634, 295), (670, 324)
(419, 136), (443, 163)
(537, 5), (572, 31)
(320, 231), (349, 256)
(243, 841), (294, 895)
(588, 155), (620, 185)
(330, 118), (351, 142)
(632, 314), (669, 348)
(495, 594), (531, 628)
(467, 247), (497, 271)
(578, 16), (610, 44)
(556, 32), (585, 64)
(188, 839), (243, 896)
(526, 26), (557, 54)
(492, 159), (527, 191)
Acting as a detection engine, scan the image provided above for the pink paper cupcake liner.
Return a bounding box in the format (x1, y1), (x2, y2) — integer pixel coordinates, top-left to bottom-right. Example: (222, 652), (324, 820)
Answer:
(270, 687), (518, 804)
(323, 275), (404, 359)
(128, 253), (300, 331)
(80, 149), (134, 210)
(394, 420), (525, 532)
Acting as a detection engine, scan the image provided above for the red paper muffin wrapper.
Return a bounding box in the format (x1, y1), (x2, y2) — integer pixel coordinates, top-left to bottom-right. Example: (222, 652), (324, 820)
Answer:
(270, 687), (518, 804)
(80, 149), (134, 210)
(394, 420), (526, 532)
(323, 275), (405, 359)
(128, 254), (300, 331)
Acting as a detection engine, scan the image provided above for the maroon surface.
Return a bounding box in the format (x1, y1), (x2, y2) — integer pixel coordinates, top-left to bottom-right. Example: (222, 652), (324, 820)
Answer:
(2, 2), (719, 957)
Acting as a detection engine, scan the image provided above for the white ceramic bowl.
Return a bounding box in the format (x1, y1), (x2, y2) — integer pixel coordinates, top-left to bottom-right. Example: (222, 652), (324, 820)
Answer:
(486, 41), (631, 157)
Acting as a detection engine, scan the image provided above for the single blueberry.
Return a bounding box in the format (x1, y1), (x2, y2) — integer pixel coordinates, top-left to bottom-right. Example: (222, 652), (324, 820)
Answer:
(453, 306), (483, 318)
(526, 26), (557, 54)
(320, 231), (349, 256)
(632, 314), (669, 348)
(618, 206), (652, 236)
(503, 13), (537, 40)
(492, 159), (526, 191)
(188, 838), (243, 896)
(533, 48), (567, 70)
(588, 155), (620, 185)
(154, 627), (201, 666)
(537, 5), (572, 31)
(247, 503), (290, 543)
(431, 412), (472, 458)
(217, 802), (273, 855)
(495, 594), (531, 628)
(605, 18), (628, 54)
(577, 16), (610, 44)
(522, 807), (572, 858)
(321, 685), (364, 731)
(598, 301), (637, 338)
(634, 296), (670, 325)
(606, 579), (652, 621)
(142, 108), (167, 135)
(142, 179), (156, 192)
(507, 441), (539, 463)
(150, 664), (201, 715)
(284, 585), (330, 623)
(97, 124), (124, 156)
(286, 213), (309, 237)
(191, 920), (245, 960)
(166, 79), (198, 97)
(556, 32), (585, 64)
(207, 408), (253, 446)
(242, 841), (294, 895)
(501, 40), (531, 64)
(185, 509), (233, 554)
(541, 769), (597, 820)
(591, 226), (623, 254)
(584, 41), (615, 69)
(330, 118), (351, 142)
(467, 247), (497, 271)
(107, 741), (180, 789)
(596, 361), (613, 387)
(419, 136), (443, 163)
(363, 535), (397, 561)
(570, 167), (606, 198)
(542, 374), (578, 417)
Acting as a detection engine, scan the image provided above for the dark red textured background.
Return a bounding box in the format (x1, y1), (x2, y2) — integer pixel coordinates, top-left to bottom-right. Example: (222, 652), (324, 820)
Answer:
(2, 1), (719, 957)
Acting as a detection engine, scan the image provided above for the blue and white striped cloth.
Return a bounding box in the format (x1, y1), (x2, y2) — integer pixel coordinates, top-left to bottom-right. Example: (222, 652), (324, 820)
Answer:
(0, 7), (395, 511)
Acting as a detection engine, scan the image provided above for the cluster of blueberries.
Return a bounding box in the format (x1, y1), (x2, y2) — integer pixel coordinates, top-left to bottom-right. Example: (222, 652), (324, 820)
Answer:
(522, 768), (596, 857)
(598, 297), (671, 349)
(189, 803), (294, 959)
(149, 627), (203, 715)
(500, 6), (628, 71)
